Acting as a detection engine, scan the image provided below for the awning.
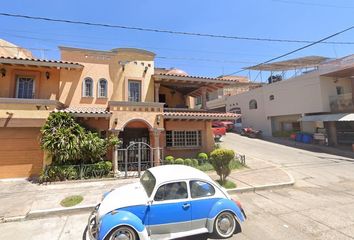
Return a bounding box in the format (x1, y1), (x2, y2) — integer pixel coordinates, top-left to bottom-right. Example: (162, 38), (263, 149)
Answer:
(300, 113), (354, 122)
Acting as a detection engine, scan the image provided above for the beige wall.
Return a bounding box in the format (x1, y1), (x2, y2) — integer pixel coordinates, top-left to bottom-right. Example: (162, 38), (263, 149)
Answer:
(0, 65), (60, 100)
(59, 48), (155, 107)
(227, 71), (353, 136)
(159, 86), (186, 108)
(319, 76), (352, 112)
(164, 120), (214, 158)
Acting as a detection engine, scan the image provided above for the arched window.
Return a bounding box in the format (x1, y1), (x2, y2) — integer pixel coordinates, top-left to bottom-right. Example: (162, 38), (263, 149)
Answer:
(269, 95), (275, 101)
(249, 99), (258, 109)
(98, 78), (108, 98)
(83, 77), (93, 97)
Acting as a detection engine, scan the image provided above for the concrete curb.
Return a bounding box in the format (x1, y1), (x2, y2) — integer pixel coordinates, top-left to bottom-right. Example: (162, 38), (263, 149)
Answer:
(26, 204), (96, 220)
(226, 179), (295, 194)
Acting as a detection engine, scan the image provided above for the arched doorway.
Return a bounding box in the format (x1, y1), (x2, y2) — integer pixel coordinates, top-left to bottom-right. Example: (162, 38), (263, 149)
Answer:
(119, 119), (152, 148)
(117, 119), (154, 176)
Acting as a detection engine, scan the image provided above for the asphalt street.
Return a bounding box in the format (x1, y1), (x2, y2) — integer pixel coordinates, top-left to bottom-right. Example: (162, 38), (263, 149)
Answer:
(1, 133), (354, 240)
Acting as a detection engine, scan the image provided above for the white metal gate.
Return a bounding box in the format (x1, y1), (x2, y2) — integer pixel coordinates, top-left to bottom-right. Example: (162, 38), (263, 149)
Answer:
(117, 142), (163, 178)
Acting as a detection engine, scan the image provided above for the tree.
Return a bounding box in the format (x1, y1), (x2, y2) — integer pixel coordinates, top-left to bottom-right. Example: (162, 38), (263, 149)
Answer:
(41, 112), (120, 165)
(209, 149), (235, 184)
(41, 112), (84, 164)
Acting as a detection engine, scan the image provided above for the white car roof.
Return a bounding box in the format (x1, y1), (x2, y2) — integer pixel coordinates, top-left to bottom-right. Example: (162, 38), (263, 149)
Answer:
(148, 165), (213, 184)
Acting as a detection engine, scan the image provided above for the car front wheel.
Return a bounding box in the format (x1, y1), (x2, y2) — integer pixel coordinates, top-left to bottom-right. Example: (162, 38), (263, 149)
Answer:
(106, 226), (138, 240)
(213, 211), (236, 239)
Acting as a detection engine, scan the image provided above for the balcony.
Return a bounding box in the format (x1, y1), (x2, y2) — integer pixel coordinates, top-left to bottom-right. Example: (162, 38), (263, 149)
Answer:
(329, 93), (354, 112)
(0, 97), (63, 110)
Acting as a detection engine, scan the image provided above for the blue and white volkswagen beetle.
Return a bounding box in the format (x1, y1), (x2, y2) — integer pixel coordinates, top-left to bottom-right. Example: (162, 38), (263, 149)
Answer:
(86, 165), (246, 240)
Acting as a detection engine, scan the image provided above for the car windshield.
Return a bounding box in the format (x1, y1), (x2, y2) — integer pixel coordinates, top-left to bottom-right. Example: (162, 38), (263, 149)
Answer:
(140, 170), (156, 197)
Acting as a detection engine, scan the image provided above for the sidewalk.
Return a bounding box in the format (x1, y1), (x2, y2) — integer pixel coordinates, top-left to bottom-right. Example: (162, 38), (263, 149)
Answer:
(0, 161), (293, 222)
(264, 136), (354, 159)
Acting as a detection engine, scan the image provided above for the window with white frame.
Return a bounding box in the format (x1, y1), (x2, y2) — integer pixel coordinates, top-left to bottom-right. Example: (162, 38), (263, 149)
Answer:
(98, 78), (108, 98)
(83, 77), (93, 97)
(166, 130), (202, 148)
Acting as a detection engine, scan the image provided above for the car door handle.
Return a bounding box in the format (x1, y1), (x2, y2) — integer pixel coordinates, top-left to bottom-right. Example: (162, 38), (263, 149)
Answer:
(182, 203), (190, 209)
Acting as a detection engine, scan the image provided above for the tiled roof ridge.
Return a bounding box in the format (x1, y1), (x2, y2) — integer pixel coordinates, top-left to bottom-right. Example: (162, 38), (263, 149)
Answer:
(0, 55), (81, 65)
(156, 73), (241, 82)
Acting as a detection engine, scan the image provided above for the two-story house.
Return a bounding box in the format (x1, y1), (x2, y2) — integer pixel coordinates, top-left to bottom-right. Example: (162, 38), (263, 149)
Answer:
(226, 55), (354, 147)
(0, 42), (240, 179)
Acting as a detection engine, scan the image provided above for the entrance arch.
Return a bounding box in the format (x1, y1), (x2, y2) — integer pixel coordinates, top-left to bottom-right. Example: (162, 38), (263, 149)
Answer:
(119, 119), (152, 148)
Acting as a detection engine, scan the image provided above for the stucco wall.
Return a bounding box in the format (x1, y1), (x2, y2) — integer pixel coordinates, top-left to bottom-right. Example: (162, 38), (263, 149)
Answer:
(226, 71), (353, 136)
(0, 66), (60, 100)
(158, 86), (185, 108)
(59, 48), (155, 107)
(163, 120), (214, 158)
(319, 76), (352, 112)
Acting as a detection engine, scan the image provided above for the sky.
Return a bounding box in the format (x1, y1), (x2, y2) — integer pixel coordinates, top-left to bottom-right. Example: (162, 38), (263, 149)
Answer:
(0, 0), (353, 80)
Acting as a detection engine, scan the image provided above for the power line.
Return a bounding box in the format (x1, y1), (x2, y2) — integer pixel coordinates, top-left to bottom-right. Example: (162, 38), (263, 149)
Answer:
(224, 25), (354, 76)
(0, 12), (353, 45)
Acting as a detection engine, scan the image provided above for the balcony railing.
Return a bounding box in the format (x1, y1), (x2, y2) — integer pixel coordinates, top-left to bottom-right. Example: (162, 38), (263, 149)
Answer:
(329, 93), (354, 112)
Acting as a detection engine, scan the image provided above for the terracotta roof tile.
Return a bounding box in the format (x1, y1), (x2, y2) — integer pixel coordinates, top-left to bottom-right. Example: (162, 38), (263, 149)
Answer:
(59, 106), (111, 115)
(0, 56), (82, 67)
(155, 73), (240, 83)
(164, 109), (240, 120)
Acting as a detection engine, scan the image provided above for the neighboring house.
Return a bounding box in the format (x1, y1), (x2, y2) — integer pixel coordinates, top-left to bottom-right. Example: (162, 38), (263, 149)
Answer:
(205, 76), (261, 112)
(0, 43), (239, 179)
(226, 56), (354, 146)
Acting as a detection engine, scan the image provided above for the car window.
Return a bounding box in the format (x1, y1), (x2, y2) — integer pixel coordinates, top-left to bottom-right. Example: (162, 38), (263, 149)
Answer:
(140, 170), (156, 197)
(154, 182), (188, 201)
(190, 180), (215, 198)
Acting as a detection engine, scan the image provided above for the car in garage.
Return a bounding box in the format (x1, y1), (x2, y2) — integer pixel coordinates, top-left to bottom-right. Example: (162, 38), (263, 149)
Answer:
(85, 165), (246, 240)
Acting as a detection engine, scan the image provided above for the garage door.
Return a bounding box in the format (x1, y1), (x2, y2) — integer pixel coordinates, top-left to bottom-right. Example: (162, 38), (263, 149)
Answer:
(0, 128), (43, 179)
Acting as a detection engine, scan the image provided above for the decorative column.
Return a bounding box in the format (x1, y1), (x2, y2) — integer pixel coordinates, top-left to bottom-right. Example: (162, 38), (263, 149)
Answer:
(154, 83), (160, 103)
(110, 130), (120, 177)
(327, 121), (338, 146)
(153, 128), (162, 166)
(201, 86), (208, 110)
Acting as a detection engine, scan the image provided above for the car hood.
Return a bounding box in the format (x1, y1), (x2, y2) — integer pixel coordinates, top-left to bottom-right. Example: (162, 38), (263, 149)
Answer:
(98, 182), (148, 218)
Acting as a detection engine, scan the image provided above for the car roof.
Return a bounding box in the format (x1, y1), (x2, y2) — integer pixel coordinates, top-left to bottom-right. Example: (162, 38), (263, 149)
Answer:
(148, 165), (213, 184)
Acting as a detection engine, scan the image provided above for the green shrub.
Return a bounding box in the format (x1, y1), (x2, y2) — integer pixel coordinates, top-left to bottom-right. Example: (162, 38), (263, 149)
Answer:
(191, 159), (199, 167)
(93, 161), (112, 175)
(164, 156), (175, 165)
(184, 158), (192, 166)
(175, 158), (184, 165)
(209, 149), (235, 185)
(197, 152), (208, 164)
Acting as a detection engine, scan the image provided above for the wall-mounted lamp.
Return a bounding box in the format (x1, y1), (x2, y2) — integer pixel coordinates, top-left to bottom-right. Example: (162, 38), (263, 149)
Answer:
(114, 118), (118, 125)
(1, 68), (6, 77)
(157, 115), (161, 125)
(45, 71), (50, 80)
(144, 66), (148, 74)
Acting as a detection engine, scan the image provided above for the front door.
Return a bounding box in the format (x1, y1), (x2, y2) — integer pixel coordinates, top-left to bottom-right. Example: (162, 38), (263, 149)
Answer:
(148, 181), (191, 238)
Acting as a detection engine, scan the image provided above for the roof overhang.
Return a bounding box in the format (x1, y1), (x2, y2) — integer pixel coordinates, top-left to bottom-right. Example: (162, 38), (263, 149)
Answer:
(154, 74), (249, 97)
(58, 106), (112, 118)
(245, 56), (328, 71)
(0, 57), (83, 69)
(300, 113), (354, 122)
(163, 108), (240, 121)
(320, 55), (354, 78)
